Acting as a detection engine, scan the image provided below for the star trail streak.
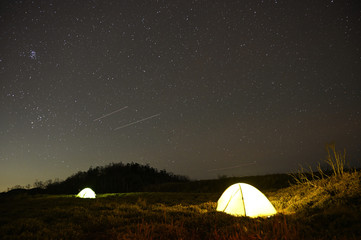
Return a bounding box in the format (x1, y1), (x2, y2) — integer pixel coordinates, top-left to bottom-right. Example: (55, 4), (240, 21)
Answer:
(114, 114), (161, 131)
(93, 106), (128, 122)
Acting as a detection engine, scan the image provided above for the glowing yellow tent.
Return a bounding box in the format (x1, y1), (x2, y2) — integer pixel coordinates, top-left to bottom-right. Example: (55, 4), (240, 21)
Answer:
(216, 183), (277, 218)
(77, 188), (96, 198)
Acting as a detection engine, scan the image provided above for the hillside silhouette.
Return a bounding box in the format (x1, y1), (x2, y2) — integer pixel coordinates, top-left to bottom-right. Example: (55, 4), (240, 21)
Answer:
(44, 162), (189, 194)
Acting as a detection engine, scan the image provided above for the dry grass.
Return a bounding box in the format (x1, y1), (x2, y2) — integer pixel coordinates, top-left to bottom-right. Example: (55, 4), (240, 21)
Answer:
(267, 144), (361, 239)
(270, 170), (361, 213)
(271, 144), (360, 212)
(2, 184), (360, 240)
(290, 144), (349, 184)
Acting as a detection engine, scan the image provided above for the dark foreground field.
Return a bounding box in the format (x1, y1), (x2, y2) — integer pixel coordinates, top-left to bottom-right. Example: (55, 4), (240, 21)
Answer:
(1, 171), (361, 240)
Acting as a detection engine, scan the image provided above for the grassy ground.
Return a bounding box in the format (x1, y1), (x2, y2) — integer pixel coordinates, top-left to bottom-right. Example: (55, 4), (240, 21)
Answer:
(1, 170), (361, 240)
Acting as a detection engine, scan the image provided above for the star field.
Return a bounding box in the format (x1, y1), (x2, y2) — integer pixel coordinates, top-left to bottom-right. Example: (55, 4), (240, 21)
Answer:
(1, 0), (361, 191)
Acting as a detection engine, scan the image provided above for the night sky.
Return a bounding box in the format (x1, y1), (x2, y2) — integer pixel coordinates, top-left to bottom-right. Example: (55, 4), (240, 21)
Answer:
(1, 0), (361, 191)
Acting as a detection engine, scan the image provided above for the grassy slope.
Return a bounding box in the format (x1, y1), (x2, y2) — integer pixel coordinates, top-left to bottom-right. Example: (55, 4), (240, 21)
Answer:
(1, 171), (361, 240)
(268, 171), (361, 239)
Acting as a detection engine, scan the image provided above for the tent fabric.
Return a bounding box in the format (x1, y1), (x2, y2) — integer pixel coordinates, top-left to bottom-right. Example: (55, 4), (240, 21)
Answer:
(77, 188), (96, 198)
(216, 183), (277, 217)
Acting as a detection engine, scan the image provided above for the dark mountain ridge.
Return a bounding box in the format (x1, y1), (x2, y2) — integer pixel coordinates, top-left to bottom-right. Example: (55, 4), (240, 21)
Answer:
(7, 162), (188, 195)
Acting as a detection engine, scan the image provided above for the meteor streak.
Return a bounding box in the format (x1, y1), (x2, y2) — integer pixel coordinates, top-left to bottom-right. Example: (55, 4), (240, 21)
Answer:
(93, 106), (128, 121)
(114, 113), (160, 130)
(207, 161), (256, 172)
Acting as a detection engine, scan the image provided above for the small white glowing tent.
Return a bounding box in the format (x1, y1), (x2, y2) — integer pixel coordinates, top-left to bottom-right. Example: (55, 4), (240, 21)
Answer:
(77, 188), (96, 199)
(216, 183), (277, 218)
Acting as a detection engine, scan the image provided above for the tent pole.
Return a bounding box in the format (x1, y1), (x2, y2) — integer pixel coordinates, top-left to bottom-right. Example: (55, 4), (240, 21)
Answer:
(239, 184), (246, 216)
(224, 186), (239, 211)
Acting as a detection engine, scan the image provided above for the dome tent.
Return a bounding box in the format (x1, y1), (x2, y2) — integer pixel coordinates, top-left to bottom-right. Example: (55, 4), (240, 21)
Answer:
(77, 188), (96, 198)
(216, 183), (277, 217)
